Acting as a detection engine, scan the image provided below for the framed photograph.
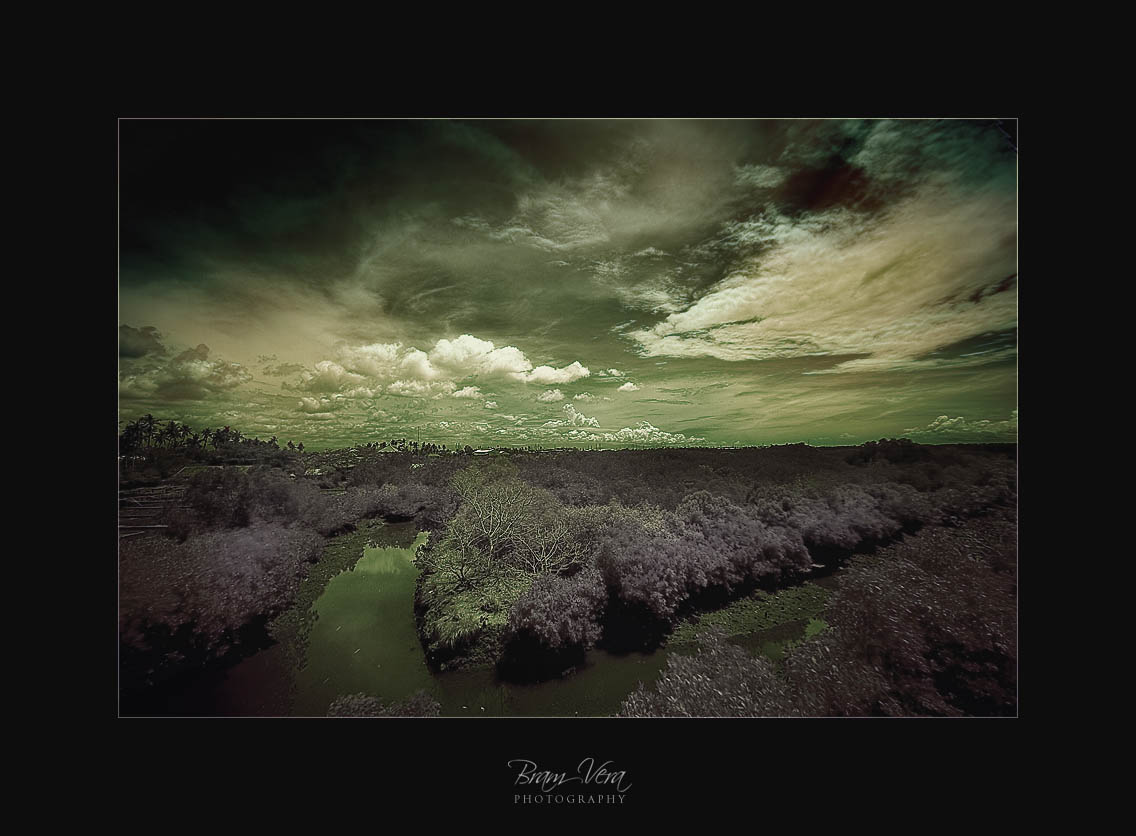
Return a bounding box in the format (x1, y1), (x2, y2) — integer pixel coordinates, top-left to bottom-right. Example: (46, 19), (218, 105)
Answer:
(118, 118), (1017, 730)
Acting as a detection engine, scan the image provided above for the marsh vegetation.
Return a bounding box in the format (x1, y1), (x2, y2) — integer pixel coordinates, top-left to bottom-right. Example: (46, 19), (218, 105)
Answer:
(119, 429), (1016, 717)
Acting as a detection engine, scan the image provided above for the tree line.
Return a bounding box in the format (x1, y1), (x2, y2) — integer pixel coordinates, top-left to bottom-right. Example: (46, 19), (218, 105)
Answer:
(120, 414), (305, 454)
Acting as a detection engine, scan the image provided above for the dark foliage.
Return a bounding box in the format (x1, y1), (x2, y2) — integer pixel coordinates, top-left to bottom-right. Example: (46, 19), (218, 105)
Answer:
(120, 523), (325, 659)
(418, 442), (1014, 673)
(621, 627), (797, 717)
(621, 516), (1017, 717)
(506, 566), (608, 650)
(186, 468), (254, 528)
(598, 493), (811, 624)
(326, 690), (441, 717)
(845, 437), (931, 466)
(123, 435), (1016, 714)
(784, 521), (1017, 716)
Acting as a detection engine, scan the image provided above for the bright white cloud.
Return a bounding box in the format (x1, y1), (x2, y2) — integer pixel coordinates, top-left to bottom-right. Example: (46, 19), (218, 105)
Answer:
(293, 334), (592, 404)
(565, 421), (702, 446)
(537, 389), (565, 402)
(617, 382), (640, 392)
(516, 361), (591, 385)
(292, 360), (368, 394)
(386, 379), (456, 398)
(564, 404), (599, 427)
(903, 409), (1017, 439)
(429, 334), (533, 378)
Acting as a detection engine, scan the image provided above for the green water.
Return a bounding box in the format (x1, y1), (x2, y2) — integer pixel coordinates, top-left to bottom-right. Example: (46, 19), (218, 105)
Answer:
(293, 529), (669, 716)
(205, 524), (667, 716)
(199, 524), (821, 716)
(291, 531), (436, 715)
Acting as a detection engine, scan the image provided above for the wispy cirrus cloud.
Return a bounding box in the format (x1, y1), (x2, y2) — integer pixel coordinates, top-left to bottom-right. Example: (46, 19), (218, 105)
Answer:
(119, 119), (1016, 448)
(627, 186), (1016, 373)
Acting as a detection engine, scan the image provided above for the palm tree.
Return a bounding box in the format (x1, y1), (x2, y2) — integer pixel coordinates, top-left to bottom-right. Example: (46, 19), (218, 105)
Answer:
(140, 414), (157, 449)
(121, 419), (142, 454)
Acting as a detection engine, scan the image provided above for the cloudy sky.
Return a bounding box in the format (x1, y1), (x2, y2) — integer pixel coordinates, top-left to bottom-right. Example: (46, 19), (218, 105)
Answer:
(118, 119), (1017, 450)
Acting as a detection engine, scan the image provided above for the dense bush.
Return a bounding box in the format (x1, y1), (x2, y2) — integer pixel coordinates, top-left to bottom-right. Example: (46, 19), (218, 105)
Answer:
(120, 522), (324, 652)
(181, 466), (454, 537)
(784, 522), (1017, 716)
(418, 558), (535, 657)
(327, 690), (441, 717)
(598, 494), (812, 622)
(186, 468), (254, 528)
(419, 441), (1016, 673)
(621, 627), (797, 717)
(621, 517), (1017, 717)
(507, 567), (608, 650)
(130, 438), (1016, 703)
(417, 465), (677, 667)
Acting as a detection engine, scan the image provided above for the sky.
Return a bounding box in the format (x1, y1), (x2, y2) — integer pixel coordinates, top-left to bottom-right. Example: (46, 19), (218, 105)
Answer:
(118, 119), (1018, 451)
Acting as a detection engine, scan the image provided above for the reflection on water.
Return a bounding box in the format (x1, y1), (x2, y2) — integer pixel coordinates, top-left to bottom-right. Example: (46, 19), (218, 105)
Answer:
(291, 531), (434, 715)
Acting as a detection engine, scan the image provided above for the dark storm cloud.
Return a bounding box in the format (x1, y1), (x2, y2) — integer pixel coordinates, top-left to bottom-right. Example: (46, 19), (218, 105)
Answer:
(119, 325), (166, 357)
(120, 343), (252, 402)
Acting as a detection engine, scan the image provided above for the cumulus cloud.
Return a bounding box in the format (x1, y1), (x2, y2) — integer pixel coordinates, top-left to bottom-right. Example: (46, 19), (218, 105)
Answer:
(386, 379), (456, 398)
(903, 409), (1017, 440)
(119, 120), (1015, 447)
(292, 334), (591, 402)
(484, 401), (498, 409)
(542, 404), (599, 428)
(298, 395), (346, 413)
(565, 421), (703, 446)
(537, 389), (565, 402)
(516, 361), (591, 385)
(429, 334), (531, 378)
(617, 382), (640, 392)
(120, 343), (251, 401)
(290, 360), (369, 394)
